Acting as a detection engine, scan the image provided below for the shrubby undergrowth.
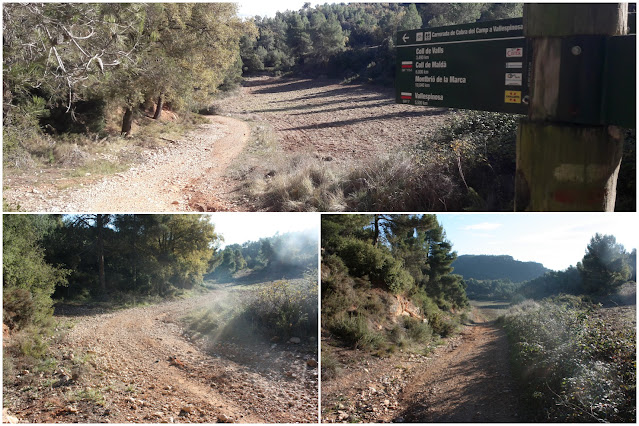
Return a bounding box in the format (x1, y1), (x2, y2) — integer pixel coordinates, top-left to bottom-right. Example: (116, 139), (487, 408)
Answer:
(249, 110), (635, 212)
(240, 277), (318, 340)
(321, 215), (467, 358)
(501, 297), (636, 422)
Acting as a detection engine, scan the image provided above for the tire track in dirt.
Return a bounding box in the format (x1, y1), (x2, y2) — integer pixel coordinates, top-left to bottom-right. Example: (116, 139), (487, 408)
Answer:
(84, 116), (250, 212)
(33, 290), (319, 423)
(3, 116), (249, 212)
(321, 309), (521, 423)
(397, 318), (520, 422)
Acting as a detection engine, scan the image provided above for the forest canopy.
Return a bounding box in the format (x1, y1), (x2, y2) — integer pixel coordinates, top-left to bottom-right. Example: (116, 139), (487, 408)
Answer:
(240, 3), (523, 82)
(3, 2), (249, 142)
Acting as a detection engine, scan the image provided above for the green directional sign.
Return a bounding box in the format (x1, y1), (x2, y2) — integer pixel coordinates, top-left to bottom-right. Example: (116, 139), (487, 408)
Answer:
(396, 18), (531, 114)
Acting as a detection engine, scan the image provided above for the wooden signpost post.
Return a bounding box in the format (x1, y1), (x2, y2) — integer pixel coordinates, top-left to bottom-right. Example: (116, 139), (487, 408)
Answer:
(396, 3), (635, 211)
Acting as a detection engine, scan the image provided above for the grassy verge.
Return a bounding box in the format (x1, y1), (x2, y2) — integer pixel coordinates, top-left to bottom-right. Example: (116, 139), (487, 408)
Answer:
(3, 108), (208, 198)
(224, 110), (635, 212)
(500, 296), (636, 422)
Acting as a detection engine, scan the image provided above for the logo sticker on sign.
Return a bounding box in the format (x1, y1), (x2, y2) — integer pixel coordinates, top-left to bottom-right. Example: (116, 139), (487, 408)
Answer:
(505, 73), (523, 86)
(506, 47), (523, 58)
(505, 90), (521, 103)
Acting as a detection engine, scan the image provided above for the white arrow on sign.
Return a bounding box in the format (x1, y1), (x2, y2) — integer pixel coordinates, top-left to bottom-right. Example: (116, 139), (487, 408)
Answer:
(402, 33), (409, 43)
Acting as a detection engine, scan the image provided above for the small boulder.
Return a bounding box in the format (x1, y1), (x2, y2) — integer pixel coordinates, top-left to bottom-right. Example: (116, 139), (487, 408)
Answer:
(306, 359), (318, 368)
(217, 414), (234, 423)
(3, 408), (19, 424)
(288, 337), (301, 344)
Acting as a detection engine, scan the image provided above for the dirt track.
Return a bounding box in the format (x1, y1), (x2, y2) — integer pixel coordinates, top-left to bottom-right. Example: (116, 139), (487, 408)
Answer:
(4, 290), (318, 423)
(218, 77), (449, 163)
(3, 116), (249, 212)
(321, 309), (520, 423)
(3, 77), (449, 213)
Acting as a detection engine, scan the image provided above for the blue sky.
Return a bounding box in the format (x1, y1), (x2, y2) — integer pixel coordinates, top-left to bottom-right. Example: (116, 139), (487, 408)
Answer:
(209, 212), (320, 247)
(437, 213), (637, 271)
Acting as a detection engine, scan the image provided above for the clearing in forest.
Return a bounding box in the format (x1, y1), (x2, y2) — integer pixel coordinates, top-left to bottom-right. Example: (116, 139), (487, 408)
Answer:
(3, 77), (450, 212)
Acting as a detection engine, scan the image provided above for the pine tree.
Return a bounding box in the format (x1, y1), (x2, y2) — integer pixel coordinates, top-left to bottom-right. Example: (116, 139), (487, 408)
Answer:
(578, 233), (631, 295)
(399, 4), (423, 31)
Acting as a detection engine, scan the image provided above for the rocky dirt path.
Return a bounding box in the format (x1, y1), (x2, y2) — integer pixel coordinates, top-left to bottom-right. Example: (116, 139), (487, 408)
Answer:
(3, 116), (249, 212)
(321, 309), (520, 423)
(4, 290), (318, 423)
(4, 77), (450, 212)
(217, 77), (449, 163)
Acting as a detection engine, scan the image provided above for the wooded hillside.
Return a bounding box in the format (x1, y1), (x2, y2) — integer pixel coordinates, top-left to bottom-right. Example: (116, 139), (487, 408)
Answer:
(241, 3), (522, 83)
(453, 255), (548, 282)
(322, 214), (468, 353)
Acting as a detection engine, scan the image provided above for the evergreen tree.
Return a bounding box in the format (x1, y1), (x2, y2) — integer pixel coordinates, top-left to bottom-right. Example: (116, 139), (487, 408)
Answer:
(578, 234), (631, 295)
(287, 13), (313, 64)
(399, 4), (423, 31)
(3, 215), (69, 330)
(312, 13), (345, 63)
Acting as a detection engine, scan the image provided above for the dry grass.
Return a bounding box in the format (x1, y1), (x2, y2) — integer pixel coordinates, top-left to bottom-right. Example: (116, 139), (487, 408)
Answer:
(222, 115), (463, 212)
(4, 106), (209, 188)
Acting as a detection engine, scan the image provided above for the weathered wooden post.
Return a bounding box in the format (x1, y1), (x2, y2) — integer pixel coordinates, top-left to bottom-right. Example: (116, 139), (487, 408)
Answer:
(515, 4), (628, 211)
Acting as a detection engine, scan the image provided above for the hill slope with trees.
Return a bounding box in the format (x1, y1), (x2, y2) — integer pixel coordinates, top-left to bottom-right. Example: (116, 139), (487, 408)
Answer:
(453, 254), (549, 282)
(241, 3), (522, 83)
(322, 214), (468, 354)
(207, 230), (317, 282)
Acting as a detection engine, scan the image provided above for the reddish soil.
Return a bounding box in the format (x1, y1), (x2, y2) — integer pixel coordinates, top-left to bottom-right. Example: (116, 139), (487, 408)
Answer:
(3, 77), (449, 212)
(3, 289), (318, 423)
(321, 309), (521, 423)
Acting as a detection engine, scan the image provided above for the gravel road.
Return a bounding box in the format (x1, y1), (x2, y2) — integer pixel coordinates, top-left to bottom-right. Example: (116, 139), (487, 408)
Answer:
(3, 116), (249, 212)
(321, 309), (520, 422)
(5, 290), (318, 423)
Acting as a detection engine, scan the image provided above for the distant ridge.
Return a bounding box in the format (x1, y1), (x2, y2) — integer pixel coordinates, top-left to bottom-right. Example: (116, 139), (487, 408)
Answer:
(452, 254), (549, 283)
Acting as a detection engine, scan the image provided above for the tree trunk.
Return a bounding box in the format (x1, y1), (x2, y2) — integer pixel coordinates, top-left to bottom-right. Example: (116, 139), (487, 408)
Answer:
(121, 107), (133, 136)
(372, 214), (380, 247)
(96, 214), (107, 295)
(153, 94), (164, 120)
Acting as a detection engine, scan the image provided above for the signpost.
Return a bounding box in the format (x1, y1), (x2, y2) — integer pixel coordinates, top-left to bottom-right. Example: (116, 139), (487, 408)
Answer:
(396, 10), (636, 211)
(396, 18), (531, 114)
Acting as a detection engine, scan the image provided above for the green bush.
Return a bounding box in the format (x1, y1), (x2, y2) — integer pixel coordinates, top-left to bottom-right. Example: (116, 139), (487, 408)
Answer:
(3, 96), (50, 167)
(503, 299), (636, 422)
(3, 215), (68, 330)
(337, 237), (414, 294)
(3, 288), (35, 330)
(241, 278), (318, 339)
(321, 351), (341, 381)
(420, 110), (520, 211)
(426, 311), (456, 337)
(327, 314), (383, 350)
(403, 316), (433, 342)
